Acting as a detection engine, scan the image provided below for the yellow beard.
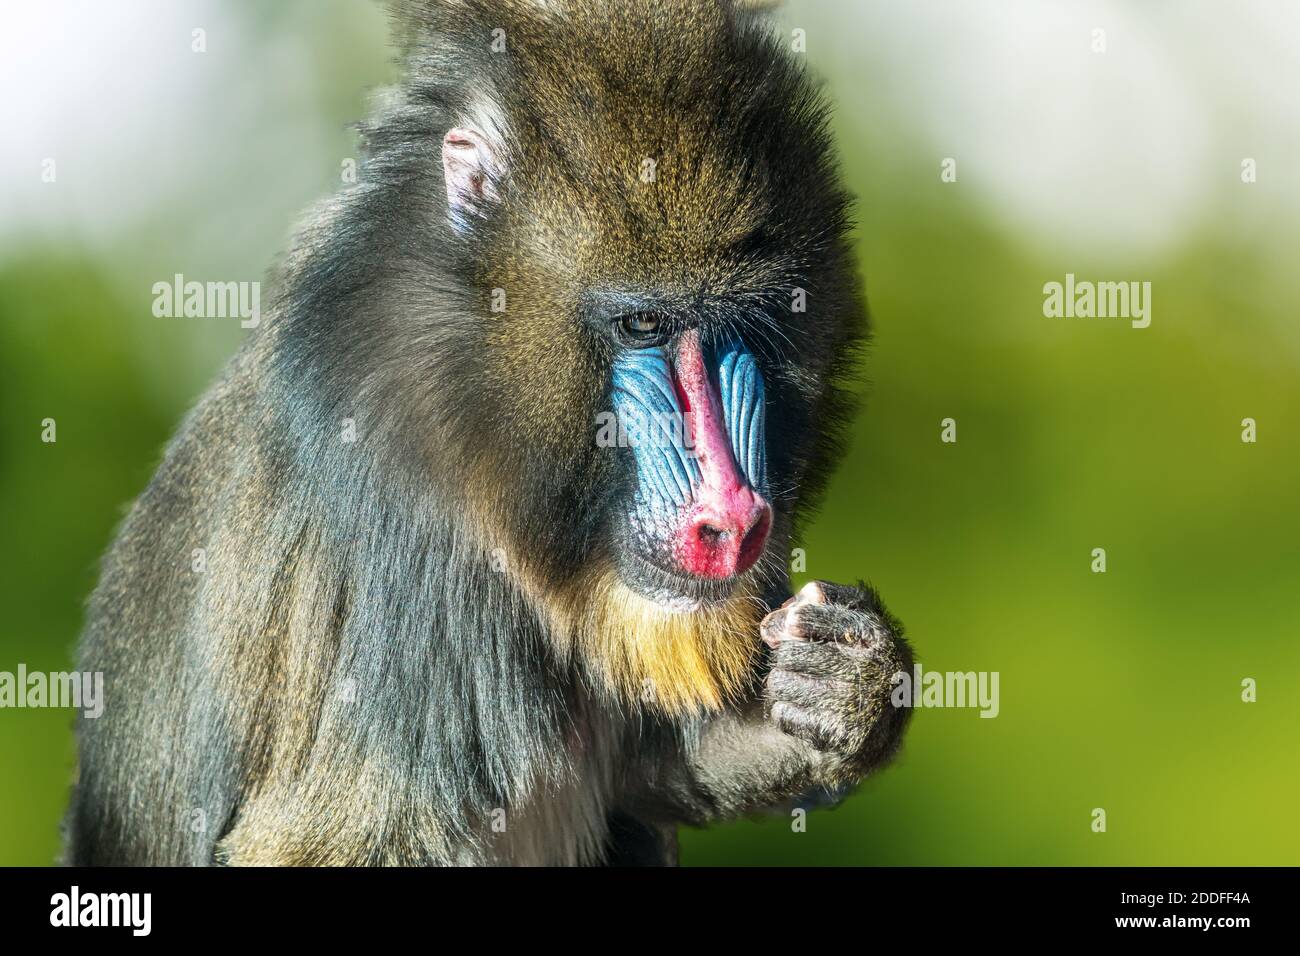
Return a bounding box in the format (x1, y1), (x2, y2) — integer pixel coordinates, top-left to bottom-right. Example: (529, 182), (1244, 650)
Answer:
(464, 494), (765, 718)
(533, 562), (765, 718)
(579, 568), (762, 716)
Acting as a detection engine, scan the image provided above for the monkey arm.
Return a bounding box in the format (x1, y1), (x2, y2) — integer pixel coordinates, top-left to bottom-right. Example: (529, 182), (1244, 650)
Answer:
(631, 699), (851, 825)
(625, 579), (914, 825)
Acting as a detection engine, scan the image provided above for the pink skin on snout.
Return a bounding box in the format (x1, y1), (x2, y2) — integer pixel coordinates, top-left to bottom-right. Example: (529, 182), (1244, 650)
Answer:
(670, 330), (772, 579)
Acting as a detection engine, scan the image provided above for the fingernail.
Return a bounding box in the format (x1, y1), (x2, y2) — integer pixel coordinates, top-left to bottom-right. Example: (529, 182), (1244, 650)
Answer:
(798, 581), (827, 605)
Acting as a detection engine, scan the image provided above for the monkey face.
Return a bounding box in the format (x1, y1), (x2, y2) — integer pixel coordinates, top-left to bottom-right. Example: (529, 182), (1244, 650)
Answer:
(606, 325), (771, 611)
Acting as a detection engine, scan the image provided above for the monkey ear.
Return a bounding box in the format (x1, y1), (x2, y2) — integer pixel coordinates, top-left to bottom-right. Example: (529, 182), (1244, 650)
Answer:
(442, 126), (501, 231)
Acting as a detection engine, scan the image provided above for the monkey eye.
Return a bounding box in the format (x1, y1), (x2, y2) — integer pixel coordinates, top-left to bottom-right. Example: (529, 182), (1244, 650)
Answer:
(615, 312), (670, 348)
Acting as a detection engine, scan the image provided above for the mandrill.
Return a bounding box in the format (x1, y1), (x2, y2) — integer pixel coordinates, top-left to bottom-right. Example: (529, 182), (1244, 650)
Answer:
(67, 0), (913, 866)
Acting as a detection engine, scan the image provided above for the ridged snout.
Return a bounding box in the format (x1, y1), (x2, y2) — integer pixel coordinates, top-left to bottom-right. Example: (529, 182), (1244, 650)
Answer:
(668, 330), (771, 579)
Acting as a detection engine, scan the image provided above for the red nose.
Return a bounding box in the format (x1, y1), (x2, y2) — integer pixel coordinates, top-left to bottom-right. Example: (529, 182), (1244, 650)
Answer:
(670, 329), (772, 580)
(678, 491), (773, 579)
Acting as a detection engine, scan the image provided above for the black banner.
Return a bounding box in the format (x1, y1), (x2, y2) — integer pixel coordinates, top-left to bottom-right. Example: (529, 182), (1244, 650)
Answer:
(0, 866), (1287, 941)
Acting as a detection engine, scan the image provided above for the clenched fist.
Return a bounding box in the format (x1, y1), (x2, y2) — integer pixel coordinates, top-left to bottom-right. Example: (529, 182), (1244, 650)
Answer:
(761, 580), (913, 780)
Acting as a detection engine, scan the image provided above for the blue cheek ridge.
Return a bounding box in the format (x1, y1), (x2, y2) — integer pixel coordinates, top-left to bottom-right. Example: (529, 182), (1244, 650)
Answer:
(713, 338), (768, 497)
(611, 349), (700, 510)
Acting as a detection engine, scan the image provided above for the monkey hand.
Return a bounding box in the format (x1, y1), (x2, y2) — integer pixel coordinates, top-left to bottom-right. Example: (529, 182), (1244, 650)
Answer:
(760, 580), (913, 785)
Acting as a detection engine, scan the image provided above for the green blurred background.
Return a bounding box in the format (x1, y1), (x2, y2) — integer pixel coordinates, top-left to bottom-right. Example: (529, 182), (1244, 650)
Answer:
(2, 0), (1297, 865)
